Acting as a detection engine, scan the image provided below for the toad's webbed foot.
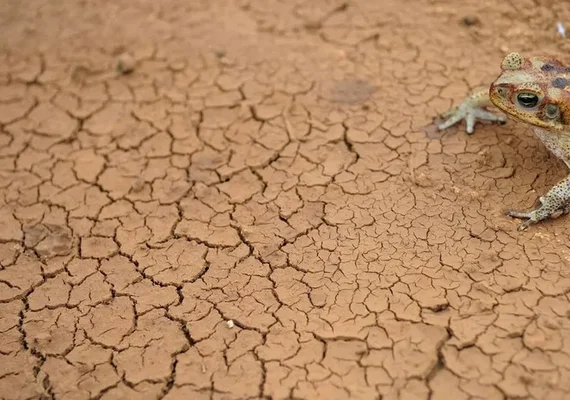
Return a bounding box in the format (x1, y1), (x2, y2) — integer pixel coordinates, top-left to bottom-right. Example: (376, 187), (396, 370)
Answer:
(437, 89), (507, 134)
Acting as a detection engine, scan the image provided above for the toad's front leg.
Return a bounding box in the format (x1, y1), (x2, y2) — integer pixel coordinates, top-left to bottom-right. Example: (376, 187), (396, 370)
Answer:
(437, 88), (507, 134)
(506, 175), (570, 230)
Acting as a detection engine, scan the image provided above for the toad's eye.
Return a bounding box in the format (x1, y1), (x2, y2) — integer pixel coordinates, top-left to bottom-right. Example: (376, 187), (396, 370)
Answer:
(516, 92), (539, 108)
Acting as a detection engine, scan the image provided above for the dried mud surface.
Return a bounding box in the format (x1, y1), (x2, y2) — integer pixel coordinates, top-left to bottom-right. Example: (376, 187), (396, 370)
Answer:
(3, 0), (570, 399)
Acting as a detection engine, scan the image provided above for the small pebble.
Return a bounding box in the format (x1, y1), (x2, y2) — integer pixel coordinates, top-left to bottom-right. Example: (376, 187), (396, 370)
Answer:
(226, 320), (235, 328)
(117, 53), (136, 74)
(169, 60), (186, 71)
(461, 15), (480, 27)
(557, 22), (566, 38)
(131, 179), (145, 193)
(219, 56), (235, 67)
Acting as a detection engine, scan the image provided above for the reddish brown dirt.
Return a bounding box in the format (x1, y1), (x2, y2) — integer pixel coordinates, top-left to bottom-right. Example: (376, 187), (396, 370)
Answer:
(3, 0), (570, 399)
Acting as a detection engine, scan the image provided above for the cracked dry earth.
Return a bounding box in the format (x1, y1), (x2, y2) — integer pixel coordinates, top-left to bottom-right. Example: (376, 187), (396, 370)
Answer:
(5, 0), (570, 399)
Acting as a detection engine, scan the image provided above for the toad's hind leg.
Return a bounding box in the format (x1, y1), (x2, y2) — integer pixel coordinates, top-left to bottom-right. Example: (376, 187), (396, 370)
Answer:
(505, 175), (570, 230)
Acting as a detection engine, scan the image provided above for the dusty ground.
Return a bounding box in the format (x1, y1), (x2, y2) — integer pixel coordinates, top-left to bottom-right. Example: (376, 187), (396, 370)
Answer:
(3, 0), (570, 399)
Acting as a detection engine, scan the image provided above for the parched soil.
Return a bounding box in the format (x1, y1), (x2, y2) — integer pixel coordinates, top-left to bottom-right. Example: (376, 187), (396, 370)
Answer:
(2, 0), (570, 399)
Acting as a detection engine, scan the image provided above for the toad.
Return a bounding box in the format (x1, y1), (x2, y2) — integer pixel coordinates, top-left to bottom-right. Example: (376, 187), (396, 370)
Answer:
(438, 52), (570, 230)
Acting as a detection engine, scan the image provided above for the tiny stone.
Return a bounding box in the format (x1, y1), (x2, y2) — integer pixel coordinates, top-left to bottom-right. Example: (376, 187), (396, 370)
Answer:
(461, 15), (480, 27)
(169, 60), (186, 71)
(131, 178), (145, 193)
(226, 320), (235, 328)
(117, 53), (136, 74)
(219, 56), (235, 67)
